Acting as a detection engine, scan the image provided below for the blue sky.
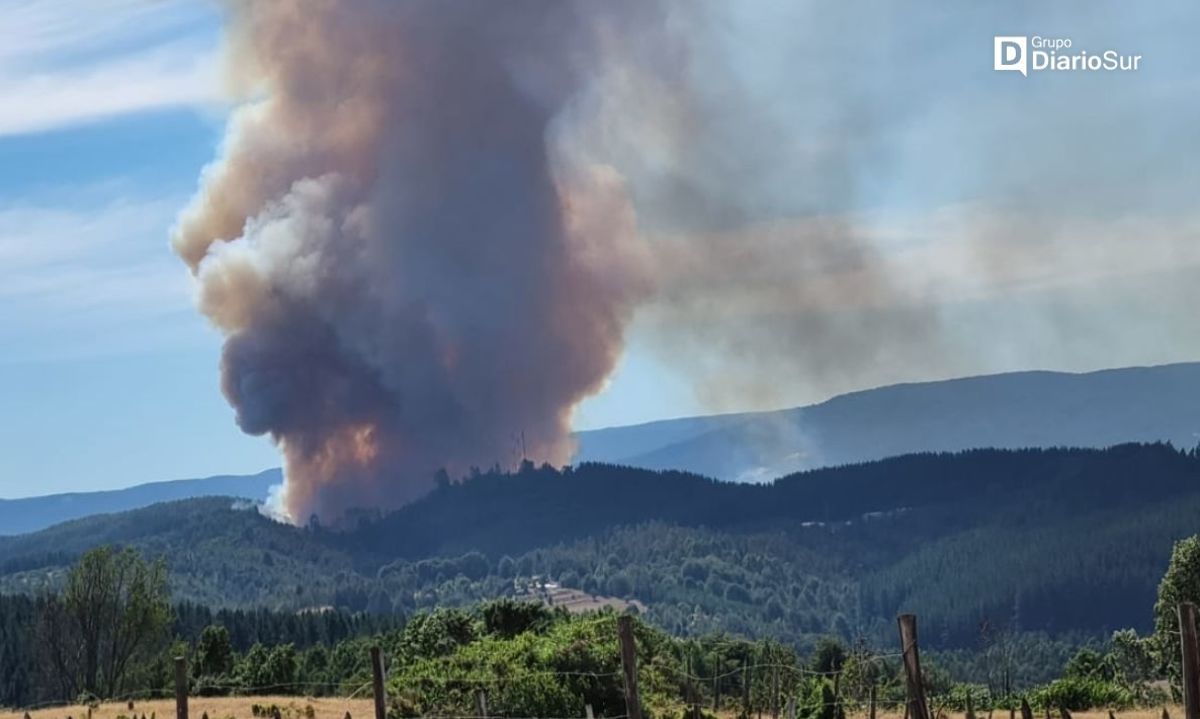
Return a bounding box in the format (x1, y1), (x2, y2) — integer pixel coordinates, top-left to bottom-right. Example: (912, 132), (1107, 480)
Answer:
(0, 0), (699, 496)
(0, 1), (284, 496)
(2, 0), (1199, 497)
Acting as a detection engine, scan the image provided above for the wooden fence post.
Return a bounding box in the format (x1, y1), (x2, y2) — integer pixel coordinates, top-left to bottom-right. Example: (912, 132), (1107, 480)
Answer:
(743, 659), (751, 719)
(174, 656), (188, 719)
(687, 653), (701, 719)
(869, 685), (876, 719)
(772, 666), (779, 719)
(618, 615), (644, 719)
(897, 615), (930, 719)
(475, 689), (489, 719)
(1181, 603), (1200, 719)
(370, 646), (387, 719)
(831, 670), (840, 719)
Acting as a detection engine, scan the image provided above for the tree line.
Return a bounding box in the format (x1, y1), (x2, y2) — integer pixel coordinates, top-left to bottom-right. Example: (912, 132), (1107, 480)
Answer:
(2, 443), (1200, 678)
(11, 534), (1200, 715)
(0, 547), (397, 707)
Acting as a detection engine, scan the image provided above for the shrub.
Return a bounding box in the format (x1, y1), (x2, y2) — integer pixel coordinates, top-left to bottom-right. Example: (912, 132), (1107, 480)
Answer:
(936, 683), (991, 712)
(799, 679), (844, 719)
(1027, 677), (1135, 711)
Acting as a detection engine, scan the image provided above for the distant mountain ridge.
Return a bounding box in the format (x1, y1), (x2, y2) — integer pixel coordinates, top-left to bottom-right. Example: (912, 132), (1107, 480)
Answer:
(0, 469), (279, 536)
(3, 362), (1198, 535)
(574, 362), (1200, 481)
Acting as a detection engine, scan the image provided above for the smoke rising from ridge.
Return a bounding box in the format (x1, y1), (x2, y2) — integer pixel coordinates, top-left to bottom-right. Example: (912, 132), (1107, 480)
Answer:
(173, 1), (655, 521)
(176, 0), (1200, 517)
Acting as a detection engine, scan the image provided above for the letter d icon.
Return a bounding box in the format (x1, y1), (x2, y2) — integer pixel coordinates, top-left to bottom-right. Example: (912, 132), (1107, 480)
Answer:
(994, 36), (1027, 76)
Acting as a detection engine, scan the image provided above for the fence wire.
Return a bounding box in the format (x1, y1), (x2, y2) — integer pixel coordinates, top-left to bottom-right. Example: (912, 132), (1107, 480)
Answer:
(11, 617), (929, 719)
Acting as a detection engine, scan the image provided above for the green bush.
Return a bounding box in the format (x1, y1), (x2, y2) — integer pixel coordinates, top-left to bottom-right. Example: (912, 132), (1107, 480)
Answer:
(799, 679), (844, 719)
(937, 683), (991, 712)
(1027, 677), (1135, 711)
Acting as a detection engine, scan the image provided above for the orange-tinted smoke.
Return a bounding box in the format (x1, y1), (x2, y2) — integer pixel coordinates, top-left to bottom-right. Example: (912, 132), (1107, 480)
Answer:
(173, 1), (652, 522)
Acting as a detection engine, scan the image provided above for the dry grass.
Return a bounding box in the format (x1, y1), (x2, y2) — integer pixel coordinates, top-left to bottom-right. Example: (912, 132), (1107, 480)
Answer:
(0, 697), (376, 719)
(868, 712), (1177, 719)
(2, 702), (1183, 719)
(702, 711), (1180, 719)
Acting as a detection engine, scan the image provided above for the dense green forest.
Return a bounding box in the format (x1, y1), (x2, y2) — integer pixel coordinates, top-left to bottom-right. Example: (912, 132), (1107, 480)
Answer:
(0, 588), (398, 706)
(8, 539), (1200, 714)
(1, 444), (1198, 657)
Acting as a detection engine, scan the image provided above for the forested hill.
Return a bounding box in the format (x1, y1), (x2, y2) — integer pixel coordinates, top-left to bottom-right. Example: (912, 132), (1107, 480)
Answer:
(4, 364), (1196, 538)
(0, 468), (279, 536)
(575, 362), (1200, 481)
(1, 443), (1199, 649)
(344, 442), (1200, 557)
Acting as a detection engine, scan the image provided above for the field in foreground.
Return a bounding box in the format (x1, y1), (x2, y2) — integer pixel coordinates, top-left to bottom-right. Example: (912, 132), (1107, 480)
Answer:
(1, 697), (377, 719)
(0, 704), (1183, 719)
(877, 713), (1176, 719)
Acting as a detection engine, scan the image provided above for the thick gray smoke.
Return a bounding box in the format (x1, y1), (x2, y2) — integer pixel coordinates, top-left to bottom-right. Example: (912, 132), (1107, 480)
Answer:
(173, 1), (654, 522)
(565, 1), (1200, 411)
(177, 0), (1200, 517)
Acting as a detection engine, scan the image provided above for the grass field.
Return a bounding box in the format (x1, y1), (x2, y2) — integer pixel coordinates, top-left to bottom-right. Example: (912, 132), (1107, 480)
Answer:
(0, 697), (377, 719)
(0, 703), (1183, 719)
(869, 712), (1172, 719)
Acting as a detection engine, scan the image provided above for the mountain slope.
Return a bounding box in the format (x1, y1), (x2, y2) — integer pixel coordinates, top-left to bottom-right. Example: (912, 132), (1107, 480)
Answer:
(0, 469), (279, 536)
(575, 362), (1200, 481)
(6, 363), (1196, 535)
(1, 444), (1197, 647)
(0, 495), (360, 609)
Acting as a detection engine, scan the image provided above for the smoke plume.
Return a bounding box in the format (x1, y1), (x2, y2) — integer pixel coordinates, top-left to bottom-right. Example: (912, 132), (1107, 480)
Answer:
(177, 0), (1200, 516)
(173, 1), (653, 522)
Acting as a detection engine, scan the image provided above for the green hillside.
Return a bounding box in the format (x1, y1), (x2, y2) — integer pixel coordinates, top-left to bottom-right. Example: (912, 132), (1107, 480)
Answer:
(1, 443), (1197, 649)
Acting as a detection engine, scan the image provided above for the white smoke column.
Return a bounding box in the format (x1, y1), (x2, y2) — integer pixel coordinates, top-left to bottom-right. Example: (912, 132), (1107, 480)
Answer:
(173, 1), (652, 523)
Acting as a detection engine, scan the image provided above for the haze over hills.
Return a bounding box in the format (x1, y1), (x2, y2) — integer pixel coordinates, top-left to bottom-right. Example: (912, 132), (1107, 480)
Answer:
(3, 362), (1198, 535)
(0, 469), (279, 536)
(575, 362), (1200, 481)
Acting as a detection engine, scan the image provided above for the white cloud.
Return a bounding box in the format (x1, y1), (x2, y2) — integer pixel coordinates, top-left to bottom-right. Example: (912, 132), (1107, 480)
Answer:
(0, 0), (223, 137)
(0, 193), (206, 361)
(1, 0), (209, 63)
(0, 193), (177, 267)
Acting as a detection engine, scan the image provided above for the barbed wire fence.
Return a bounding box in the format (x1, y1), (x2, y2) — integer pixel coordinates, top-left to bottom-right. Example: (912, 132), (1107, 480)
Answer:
(22, 602), (1200, 719)
(12, 613), (941, 719)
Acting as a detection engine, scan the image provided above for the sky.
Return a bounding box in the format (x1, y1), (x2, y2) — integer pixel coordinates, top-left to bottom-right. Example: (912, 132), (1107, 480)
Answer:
(0, 0), (281, 496)
(2, 0), (1199, 497)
